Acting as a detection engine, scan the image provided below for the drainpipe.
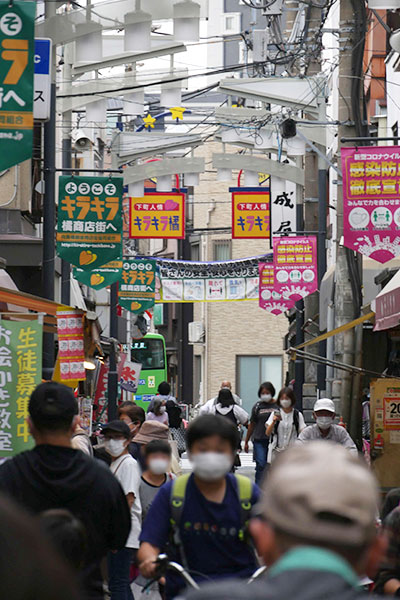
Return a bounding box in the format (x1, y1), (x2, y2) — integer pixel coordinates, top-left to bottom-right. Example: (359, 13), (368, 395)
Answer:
(202, 200), (216, 403)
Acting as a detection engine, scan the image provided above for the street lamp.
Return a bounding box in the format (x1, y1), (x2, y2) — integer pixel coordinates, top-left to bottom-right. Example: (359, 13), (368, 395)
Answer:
(173, 0), (200, 42)
(390, 29), (400, 53)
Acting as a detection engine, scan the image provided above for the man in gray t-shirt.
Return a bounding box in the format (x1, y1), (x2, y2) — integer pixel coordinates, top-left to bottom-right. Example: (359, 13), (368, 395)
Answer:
(296, 398), (357, 454)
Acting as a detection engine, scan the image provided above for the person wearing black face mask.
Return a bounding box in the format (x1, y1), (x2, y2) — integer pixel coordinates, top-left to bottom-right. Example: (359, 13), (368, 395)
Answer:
(138, 415), (260, 600)
(244, 381), (277, 485)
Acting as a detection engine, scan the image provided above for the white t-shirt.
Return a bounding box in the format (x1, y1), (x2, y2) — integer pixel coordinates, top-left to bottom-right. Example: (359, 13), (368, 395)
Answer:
(110, 453), (142, 549)
(199, 394), (242, 414)
(266, 408), (306, 451)
(213, 403), (249, 425)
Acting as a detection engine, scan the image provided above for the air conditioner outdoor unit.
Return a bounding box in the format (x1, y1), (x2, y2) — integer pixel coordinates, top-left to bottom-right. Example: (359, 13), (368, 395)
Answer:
(188, 321), (205, 344)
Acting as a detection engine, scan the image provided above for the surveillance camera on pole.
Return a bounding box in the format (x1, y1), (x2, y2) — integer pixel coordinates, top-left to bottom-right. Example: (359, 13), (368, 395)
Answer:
(70, 128), (94, 152)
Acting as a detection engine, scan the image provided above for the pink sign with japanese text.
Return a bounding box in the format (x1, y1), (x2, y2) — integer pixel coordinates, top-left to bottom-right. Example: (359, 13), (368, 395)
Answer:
(258, 263), (295, 314)
(342, 146), (400, 263)
(273, 236), (318, 301)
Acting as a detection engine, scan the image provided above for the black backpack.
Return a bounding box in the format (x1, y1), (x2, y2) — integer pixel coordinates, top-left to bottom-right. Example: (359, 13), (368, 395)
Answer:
(274, 408), (300, 436)
(166, 400), (182, 428)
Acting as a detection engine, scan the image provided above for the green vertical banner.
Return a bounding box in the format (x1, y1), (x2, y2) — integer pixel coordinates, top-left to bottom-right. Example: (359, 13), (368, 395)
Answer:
(0, 319), (42, 457)
(57, 176), (123, 269)
(73, 260), (123, 290)
(118, 258), (156, 314)
(0, 1), (35, 170)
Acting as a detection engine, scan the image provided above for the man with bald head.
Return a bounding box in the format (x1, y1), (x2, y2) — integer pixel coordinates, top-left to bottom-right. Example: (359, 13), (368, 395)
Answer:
(199, 381), (242, 414)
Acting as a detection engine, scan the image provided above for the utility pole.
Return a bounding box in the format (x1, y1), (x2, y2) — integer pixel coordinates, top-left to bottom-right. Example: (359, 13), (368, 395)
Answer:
(335, 0), (365, 436)
(300, 3), (328, 408)
(42, 1), (57, 379)
(107, 282), (118, 421)
(61, 42), (73, 306)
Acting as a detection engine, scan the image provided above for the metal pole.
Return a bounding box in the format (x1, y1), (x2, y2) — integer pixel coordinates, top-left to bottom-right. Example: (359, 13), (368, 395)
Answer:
(108, 282), (118, 421)
(294, 200), (304, 409)
(42, 3), (56, 379)
(317, 167), (327, 394)
(61, 43), (73, 306)
(42, 94), (56, 379)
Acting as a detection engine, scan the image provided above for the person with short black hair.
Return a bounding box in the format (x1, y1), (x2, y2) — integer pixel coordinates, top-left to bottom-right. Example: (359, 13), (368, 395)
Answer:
(102, 420), (142, 600)
(0, 382), (130, 600)
(138, 414), (260, 600)
(40, 509), (87, 571)
(140, 440), (174, 521)
(265, 387), (306, 462)
(244, 381), (277, 485)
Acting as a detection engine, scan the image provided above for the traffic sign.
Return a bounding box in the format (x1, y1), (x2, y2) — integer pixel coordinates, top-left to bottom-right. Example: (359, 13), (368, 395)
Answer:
(34, 38), (51, 121)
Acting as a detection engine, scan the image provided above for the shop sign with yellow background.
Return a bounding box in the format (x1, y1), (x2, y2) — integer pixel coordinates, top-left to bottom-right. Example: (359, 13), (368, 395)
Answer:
(129, 192), (185, 239)
(231, 187), (270, 239)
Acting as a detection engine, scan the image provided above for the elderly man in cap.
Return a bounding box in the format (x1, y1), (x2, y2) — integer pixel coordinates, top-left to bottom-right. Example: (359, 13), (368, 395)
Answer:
(296, 397), (357, 453)
(185, 442), (385, 600)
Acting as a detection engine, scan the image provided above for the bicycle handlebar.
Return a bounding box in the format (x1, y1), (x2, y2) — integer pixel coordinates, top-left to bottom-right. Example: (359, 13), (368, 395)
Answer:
(141, 554), (266, 592)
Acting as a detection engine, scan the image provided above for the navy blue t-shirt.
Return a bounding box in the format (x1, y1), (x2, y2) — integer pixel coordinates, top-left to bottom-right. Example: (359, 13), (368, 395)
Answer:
(139, 473), (260, 598)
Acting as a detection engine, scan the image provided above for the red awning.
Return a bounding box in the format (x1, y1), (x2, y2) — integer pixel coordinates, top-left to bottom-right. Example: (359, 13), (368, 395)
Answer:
(373, 269), (400, 331)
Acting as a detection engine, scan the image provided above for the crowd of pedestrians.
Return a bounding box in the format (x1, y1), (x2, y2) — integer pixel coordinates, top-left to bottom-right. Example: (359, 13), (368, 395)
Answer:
(1, 377), (400, 600)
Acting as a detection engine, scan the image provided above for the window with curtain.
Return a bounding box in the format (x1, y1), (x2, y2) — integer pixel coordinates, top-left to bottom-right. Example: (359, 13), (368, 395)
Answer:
(213, 240), (232, 261)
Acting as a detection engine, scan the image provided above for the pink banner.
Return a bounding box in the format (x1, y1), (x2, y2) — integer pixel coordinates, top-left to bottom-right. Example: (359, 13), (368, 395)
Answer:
(273, 236), (318, 301)
(56, 310), (85, 381)
(258, 263), (295, 314)
(342, 146), (400, 263)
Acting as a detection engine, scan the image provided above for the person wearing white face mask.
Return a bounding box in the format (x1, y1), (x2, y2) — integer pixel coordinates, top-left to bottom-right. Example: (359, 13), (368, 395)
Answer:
(147, 398), (169, 426)
(244, 381), (277, 485)
(102, 420), (142, 600)
(296, 398), (358, 454)
(138, 415), (260, 600)
(139, 440), (175, 522)
(265, 387), (306, 462)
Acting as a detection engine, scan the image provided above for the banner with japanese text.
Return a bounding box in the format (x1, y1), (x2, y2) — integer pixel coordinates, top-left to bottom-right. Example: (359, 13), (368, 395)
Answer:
(270, 177), (297, 237)
(57, 176), (123, 269)
(120, 361), (142, 393)
(273, 236), (317, 301)
(342, 146), (400, 263)
(231, 187), (270, 240)
(0, 1), (35, 170)
(0, 319), (42, 457)
(129, 191), (185, 239)
(119, 258), (156, 314)
(73, 260), (122, 290)
(259, 262), (295, 314)
(156, 254), (271, 302)
(56, 310), (85, 381)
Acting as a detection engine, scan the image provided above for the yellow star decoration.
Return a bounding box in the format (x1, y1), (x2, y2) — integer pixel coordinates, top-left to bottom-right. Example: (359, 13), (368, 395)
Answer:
(169, 106), (186, 121)
(143, 114), (156, 129)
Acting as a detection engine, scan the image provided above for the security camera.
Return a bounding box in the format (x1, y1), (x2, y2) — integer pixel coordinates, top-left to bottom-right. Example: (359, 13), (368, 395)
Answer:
(70, 128), (94, 152)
